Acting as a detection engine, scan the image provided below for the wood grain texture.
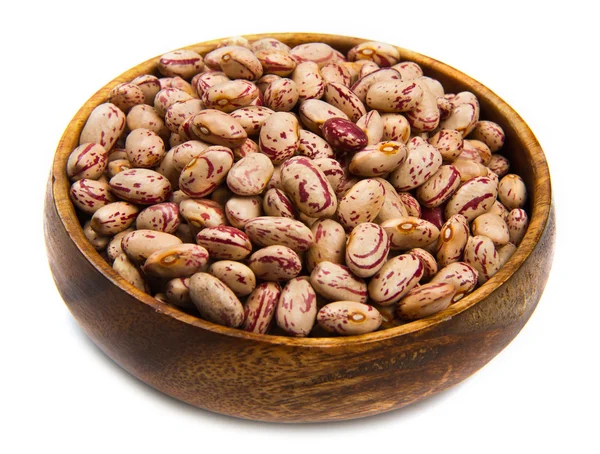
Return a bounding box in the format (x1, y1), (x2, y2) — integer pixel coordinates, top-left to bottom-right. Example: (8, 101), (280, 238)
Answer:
(44, 33), (555, 422)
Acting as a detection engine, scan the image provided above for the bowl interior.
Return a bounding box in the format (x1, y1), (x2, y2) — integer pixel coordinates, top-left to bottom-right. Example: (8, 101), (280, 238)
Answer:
(51, 32), (552, 346)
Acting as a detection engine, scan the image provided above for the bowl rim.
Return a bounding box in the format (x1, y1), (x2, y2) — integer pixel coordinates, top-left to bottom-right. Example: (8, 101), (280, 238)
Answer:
(50, 32), (552, 347)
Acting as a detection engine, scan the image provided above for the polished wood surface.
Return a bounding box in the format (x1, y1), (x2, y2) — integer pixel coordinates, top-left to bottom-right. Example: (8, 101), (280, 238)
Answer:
(44, 33), (555, 422)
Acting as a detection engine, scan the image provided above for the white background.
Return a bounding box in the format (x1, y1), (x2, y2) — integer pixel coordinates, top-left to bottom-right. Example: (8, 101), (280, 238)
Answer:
(1, 1), (597, 453)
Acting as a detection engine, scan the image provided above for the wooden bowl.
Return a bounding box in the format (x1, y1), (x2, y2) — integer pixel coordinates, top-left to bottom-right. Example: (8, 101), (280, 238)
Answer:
(44, 32), (555, 422)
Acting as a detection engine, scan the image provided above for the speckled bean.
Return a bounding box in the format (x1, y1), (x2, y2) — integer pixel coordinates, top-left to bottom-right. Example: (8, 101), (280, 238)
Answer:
(444, 176), (498, 222)
(430, 261), (478, 303)
(373, 178), (409, 223)
(349, 141), (407, 177)
(90, 201), (139, 236)
(351, 68), (401, 103)
(229, 106), (274, 136)
(106, 227), (134, 263)
(143, 244), (209, 279)
(381, 216), (439, 251)
(463, 235), (500, 284)
(125, 128), (165, 168)
(415, 164), (461, 208)
(498, 174), (527, 210)
(464, 139), (492, 165)
(367, 254), (423, 305)
(322, 117), (368, 153)
(251, 38), (291, 53)
(255, 49), (297, 76)
(241, 282), (281, 334)
(313, 157), (344, 191)
(83, 220), (110, 251)
(366, 80), (424, 113)
(245, 216), (315, 252)
(348, 41), (399, 67)
(310, 261), (368, 303)
(67, 143), (108, 181)
(380, 113), (410, 143)
(165, 99), (204, 133)
(188, 109), (247, 148)
(131, 74), (161, 105)
(451, 158), (489, 183)
(263, 78), (299, 112)
(468, 120), (505, 152)
(297, 130), (334, 159)
(208, 260), (256, 297)
(113, 253), (148, 292)
(336, 178), (385, 230)
(248, 245), (302, 281)
(305, 219), (346, 272)
(158, 49), (204, 79)
(202, 80), (259, 113)
(472, 213), (509, 247)
(225, 153), (274, 196)
(507, 208), (528, 245)
(317, 301), (382, 336)
(205, 46), (263, 81)
(298, 99), (349, 135)
(487, 154), (511, 178)
(193, 71), (231, 98)
(438, 91), (480, 137)
(276, 278), (317, 337)
(171, 140), (210, 171)
(107, 83), (145, 113)
(345, 223), (390, 278)
(436, 214), (470, 266)
(109, 169), (172, 205)
(189, 273), (244, 327)
(321, 61), (352, 87)
(160, 76), (198, 98)
(196, 226), (252, 260)
(291, 61), (325, 100)
(225, 196), (262, 229)
(497, 242), (517, 267)
(262, 188), (296, 218)
(79, 103), (126, 151)
(389, 141), (442, 191)
(179, 145), (234, 197)
(121, 229), (182, 264)
(290, 42), (342, 67)
(397, 282), (455, 320)
(179, 198), (227, 228)
(323, 82), (367, 122)
(154, 88), (193, 117)
(70, 179), (116, 214)
(135, 202), (180, 233)
(259, 112), (300, 164)
(428, 129), (463, 161)
(127, 105), (168, 138)
(165, 277), (194, 309)
(280, 156), (338, 218)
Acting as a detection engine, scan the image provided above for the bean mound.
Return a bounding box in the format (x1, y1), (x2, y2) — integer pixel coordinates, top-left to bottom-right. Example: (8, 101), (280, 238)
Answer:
(67, 36), (529, 337)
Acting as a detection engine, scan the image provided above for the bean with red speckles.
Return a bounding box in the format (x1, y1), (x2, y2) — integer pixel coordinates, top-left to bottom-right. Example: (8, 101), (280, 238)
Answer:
(305, 219), (346, 272)
(135, 202), (180, 234)
(113, 253), (148, 293)
(251, 38), (291, 53)
(337, 178), (385, 230)
(291, 61), (325, 101)
(436, 214), (470, 266)
(297, 130), (334, 159)
(321, 61), (352, 87)
(408, 248), (438, 280)
(349, 141), (407, 177)
(451, 158), (489, 183)
(507, 208), (528, 245)
(366, 80), (424, 113)
(193, 71), (231, 98)
(154, 88), (193, 117)
(107, 83), (145, 113)
(348, 41), (399, 67)
(209, 260), (256, 297)
(121, 229), (182, 264)
(90, 201), (139, 236)
(404, 78), (441, 133)
(497, 242), (517, 267)
(127, 105), (168, 138)
(290, 42), (342, 67)
(498, 174), (527, 210)
(351, 68), (401, 103)
(230, 105), (274, 136)
(415, 165), (461, 208)
(179, 145), (233, 197)
(245, 216), (315, 252)
(345, 223), (390, 278)
(109, 168), (172, 205)
(248, 245), (302, 281)
(464, 139), (492, 165)
(487, 154), (511, 178)
(179, 198), (226, 229)
(165, 99), (204, 133)
(438, 91), (480, 137)
(255, 74), (281, 93)
(189, 273), (244, 327)
(158, 49), (204, 79)
(79, 103), (126, 151)
(463, 235), (500, 284)
(225, 195), (262, 229)
(428, 129), (464, 161)
(298, 99), (349, 135)
(310, 261), (368, 303)
(263, 78), (299, 112)
(469, 120), (505, 152)
(472, 213), (509, 247)
(242, 282), (282, 334)
(262, 188), (296, 218)
(160, 76), (198, 98)
(255, 49), (297, 76)
(313, 158), (344, 191)
(165, 277), (194, 310)
(488, 200), (510, 223)
(83, 220), (110, 251)
(131, 74), (161, 105)
(280, 156), (338, 218)
(368, 253), (423, 305)
(204, 46), (263, 81)
(276, 278), (318, 337)
(397, 282), (455, 320)
(259, 112), (300, 164)
(106, 227), (134, 263)
(323, 82), (367, 122)
(70, 179), (116, 214)
(202, 80), (259, 113)
(380, 113), (410, 143)
(226, 153), (274, 195)
(355, 110), (384, 145)
(196, 226), (252, 260)
(397, 192), (421, 218)
(188, 109), (247, 148)
(143, 244), (209, 279)
(67, 143), (108, 181)
(322, 117), (368, 153)
(445, 176), (498, 222)
(430, 261), (478, 303)
(389, 139), (442, 192)
(232, 138), (259, 161)
(171, 140), (210, 171)
(373, 178), (409, 223)
(125, 128), (165, 168)
(381, 216), (440, 251)
(317, 301), (382, 336)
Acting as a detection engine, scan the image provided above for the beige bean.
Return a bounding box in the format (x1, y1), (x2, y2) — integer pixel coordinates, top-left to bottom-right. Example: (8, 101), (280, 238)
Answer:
(171, 140), (210, 171)
(464, 139), (492, 165)
(404, 78), (441, 132)
(251, 38), (291, 53)
(349, 141), (407, 177)
(321, 61), (352, 87)
(248, 245), (302, 281)
(389, 141), (442, 191)
(143, 244), (209, 279)
(109, 169), (172, 205)
(225, 196), (263, 229)
(158, 49), (204, 79)
(407, 248), (438, 280)
(351, 68), (401, 103)
(135, 202), (180, 234)
(356, 110), (384, 145)
(242, 282), (282, 334)
(131, 74), (161, 105)
(468, 120), (505, 152)
(348, 41), (399, 66)
(337, 178), (385, 231)
(266, 165), (283, 190)
(305, 219), (346, 272)
(188, 109), (247, 148)
(255, 49), (297, 76)
(121, 229), (182, 264)
(488, 199), (510, 223)
(430, 262), (478, 303)
(204, 46), (263, 81)
(415, 165), (461, 208)
(451, 158), (489, 183)
(196, 226), (252, 260)
(193, 71), (231, 98)
(259, 112), (300, 164)
(255, 74), (281, 93)
(90, 201), (139, 236)
(106, 227), (135, 263)
(472, 213), (510, 247)
(498, 174), (527, 210)
(263, 78), (299, 112)
(79, 103), (126, 151)
(280, 156), (338, 218)
(317, 301), (382, 336)
(189, 273), (244, 327)
(323, 82), (367, 122)
(217, 36), (251, 49)
(202, 80), (259, 113)
(507, 208), (528, 245)
(179, 146), (234, 197)
(428, 129), (464, 161)
(230, 105), (274, 136)
(366, 80), (424, 113)
(487, 154), (511, 178)
(165, 277), (194, 310)
(290, 42), (342, 67)
(381, 216), (440, 250)
(390, 61), (423, 80)
(438, 91), (480, 137)
(298, 99), (349, 135)
(232, 138), (259, 161)
(436, 214), (470, 266)
(380, 113), (411, 143)
(169, 133), (186, 148)
(83, 220), (110, 251)
(154, 88), (193, 117)
(291, 61), (325, 100)
(373, 178), (409, 223)
(165, 99), (204, 134)
(67, 143), (108, 181)
(345, 223), (390, 278)
(276, 278), (317, 337)
(160, 76), (198, 98)
(226, 153), (274, 196)
(463, 235), (500, 284)
(397, 192), (421, 218)
(70, 179), (116, 214)
(209, 260), (256, 297)
(445, 176), (498, 222)
(107, 82), (145, 113)
(313, 157), (344, 191)
(125, 128), (165, 168)
(245, 216), (314, 252)
(368, 254), (423, 305)
(310, 261), (368, 303)
(397, 282), (455, 320)
(179, 198), (227, 228)
(297, 130), (335, 159)
(262, 188), (296, 218)
(497, 242), (518, 267)
(113, 253), (148, 293)
(126, 104), (168, 139)
(107, 159), (131, 179)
